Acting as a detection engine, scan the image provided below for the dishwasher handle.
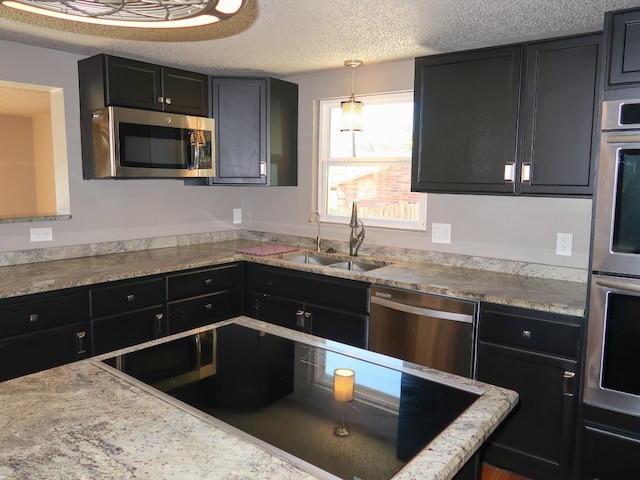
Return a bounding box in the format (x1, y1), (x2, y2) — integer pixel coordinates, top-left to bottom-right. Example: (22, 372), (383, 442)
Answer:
(370, 295), (474, 324)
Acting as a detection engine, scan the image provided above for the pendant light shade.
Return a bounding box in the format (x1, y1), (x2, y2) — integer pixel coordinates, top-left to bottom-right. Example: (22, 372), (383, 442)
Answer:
(341, 60), (363, 132)
(1, 0), (245, 28)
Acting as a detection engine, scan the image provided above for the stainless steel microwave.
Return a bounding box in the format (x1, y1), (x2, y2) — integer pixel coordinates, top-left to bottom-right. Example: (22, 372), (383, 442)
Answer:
(81, 106), (215, 179)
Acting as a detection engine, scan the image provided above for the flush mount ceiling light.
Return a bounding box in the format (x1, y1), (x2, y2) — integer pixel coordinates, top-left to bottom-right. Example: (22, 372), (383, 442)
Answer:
(1, 0), (245, 28)
(341, 59), (363, 133)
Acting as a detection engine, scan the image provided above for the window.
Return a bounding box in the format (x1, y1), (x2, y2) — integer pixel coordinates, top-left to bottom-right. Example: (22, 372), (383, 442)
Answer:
(318, 91), (426, 230)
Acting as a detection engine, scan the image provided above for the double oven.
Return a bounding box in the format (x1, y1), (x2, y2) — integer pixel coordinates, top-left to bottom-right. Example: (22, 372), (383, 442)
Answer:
(585, 98), (640, 417)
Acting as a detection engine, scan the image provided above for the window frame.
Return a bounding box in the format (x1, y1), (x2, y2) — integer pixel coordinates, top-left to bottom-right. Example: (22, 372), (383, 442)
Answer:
(317, 91), (426, 231)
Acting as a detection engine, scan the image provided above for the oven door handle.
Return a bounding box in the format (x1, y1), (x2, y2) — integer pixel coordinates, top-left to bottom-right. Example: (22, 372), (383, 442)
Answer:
(605, 133), (640, 144)
(370, 296), (474, 323)
(595, 278), (640, 293)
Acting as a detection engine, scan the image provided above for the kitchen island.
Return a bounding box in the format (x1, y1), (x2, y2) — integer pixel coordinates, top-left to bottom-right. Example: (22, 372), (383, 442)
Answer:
(0, 317), (518, 480)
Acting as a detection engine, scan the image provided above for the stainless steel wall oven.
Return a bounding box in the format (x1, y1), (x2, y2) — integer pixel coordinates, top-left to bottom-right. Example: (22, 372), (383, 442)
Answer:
(586, 98), (640, 416)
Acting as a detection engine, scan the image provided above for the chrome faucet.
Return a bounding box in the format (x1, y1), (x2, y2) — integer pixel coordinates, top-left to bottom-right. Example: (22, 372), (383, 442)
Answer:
(309, 210), (321, 252)
(349, 202), (365, 256)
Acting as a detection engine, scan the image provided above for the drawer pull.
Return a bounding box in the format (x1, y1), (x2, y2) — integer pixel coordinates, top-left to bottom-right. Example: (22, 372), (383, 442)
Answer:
(563, 371), (576, 396)
(126, 294), (135, 302)
(296, 310), (305, 328)
(76, 331), (87, 356)
(522, 330), (531, 339)
(29, 313), (39, 323)
(204, 278), (213, 286)
(205, 303), (213, 311)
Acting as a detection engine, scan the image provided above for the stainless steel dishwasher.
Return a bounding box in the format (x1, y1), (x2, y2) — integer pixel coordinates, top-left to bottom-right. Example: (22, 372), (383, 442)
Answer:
(369, 285), (478, 378)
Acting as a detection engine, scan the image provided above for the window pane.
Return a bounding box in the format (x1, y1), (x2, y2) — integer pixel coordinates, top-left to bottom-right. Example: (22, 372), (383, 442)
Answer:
(329, 102), (413, 158)
(325, 164), (421, 222)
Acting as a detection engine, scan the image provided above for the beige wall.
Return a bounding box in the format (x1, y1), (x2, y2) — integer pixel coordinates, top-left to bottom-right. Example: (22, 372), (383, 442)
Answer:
(33, 112), (57, 215)
(0, 114), (37, 217)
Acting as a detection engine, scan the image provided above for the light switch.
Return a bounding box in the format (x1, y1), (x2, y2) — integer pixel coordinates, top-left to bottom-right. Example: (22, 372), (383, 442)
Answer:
(432, 223), (451, 244)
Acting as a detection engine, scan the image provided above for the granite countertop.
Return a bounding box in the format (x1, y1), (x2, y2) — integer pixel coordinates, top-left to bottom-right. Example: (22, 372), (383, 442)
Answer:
(0, 239), (587, 316)
(0, 317), (518, 480)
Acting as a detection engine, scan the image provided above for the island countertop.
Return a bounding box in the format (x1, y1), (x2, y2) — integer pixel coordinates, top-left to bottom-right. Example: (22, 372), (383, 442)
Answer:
(0, 317), (518, 480)
(0, 238), (586, 316)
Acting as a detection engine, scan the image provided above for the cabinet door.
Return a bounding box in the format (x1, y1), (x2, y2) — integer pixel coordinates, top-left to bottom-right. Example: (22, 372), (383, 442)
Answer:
(249, 292), (305, 331)
(0, 322), (90, 382)
(105, 56), (163, 111)
(582, 425), (640, 480)
(477, 342), (578, 480)
(412, 46), (522, 194)
(305, 303), (368, 348)
(607, 8), (640, 86)
(210, 77), (267, 184)
(519, 34), (601, 196)
(162, 67), (209, 116)
(167, 288), (241, 334)
(92, 306), (166, 355)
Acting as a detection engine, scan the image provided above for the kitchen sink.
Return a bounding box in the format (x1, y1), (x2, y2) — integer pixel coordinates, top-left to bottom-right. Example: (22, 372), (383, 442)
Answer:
(283, 253), (388, 272)
(284, 253), (337, 266)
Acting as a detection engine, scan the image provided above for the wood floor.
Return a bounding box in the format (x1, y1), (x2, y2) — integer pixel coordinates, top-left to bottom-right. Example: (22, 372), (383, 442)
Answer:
(481, 463), (531, 480)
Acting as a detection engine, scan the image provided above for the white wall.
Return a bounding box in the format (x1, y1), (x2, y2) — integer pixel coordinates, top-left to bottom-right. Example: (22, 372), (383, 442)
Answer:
(243, 59), (593, 269)
(0, 40), (243, 253)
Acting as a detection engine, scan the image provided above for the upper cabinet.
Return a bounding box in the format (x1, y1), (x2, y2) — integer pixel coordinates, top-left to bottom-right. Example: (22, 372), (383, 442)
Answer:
(207, 76), (298, 186)
(78, 54), (209, 116)
(605, 7), (640, 89)
(412, 33), (602, 196)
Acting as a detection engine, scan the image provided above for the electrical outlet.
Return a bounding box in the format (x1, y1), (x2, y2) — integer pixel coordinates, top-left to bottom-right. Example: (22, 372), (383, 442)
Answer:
(556, 232), (572, 256)
(233, 208), (242, 224)
(30, 227), (53, 242)
(432, 223), (451, 244)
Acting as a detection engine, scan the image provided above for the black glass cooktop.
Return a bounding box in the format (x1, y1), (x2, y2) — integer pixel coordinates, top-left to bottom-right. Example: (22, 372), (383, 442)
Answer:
(103, 323), (481, 480)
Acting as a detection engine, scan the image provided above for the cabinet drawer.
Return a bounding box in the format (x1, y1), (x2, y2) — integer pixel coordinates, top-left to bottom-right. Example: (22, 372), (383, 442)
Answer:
(480, 305), (581, 358)
(168, 288), (242, 334)
(92, 305), (165, 355)
(246, 265), (369, 313)
(90, 278), (165, 317)
(0, 291), (89, 338)
(167, 263), (242, 300)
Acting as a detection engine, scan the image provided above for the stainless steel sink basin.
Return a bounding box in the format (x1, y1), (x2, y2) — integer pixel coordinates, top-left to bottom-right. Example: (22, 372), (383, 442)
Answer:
(284, 253), (388, 272)
(328, 260), (384, 272)
(285, 253), (337, 266)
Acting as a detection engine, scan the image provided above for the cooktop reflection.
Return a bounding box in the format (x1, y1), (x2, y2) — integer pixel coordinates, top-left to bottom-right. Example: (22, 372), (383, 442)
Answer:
(102, 323), (481, 480)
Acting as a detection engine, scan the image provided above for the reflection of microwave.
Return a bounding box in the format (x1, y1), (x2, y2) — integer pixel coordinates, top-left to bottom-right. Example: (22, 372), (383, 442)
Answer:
(81, 106), (215, 179)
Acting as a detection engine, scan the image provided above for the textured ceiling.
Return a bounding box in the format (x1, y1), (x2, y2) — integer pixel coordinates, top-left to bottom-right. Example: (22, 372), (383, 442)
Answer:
(1, 0), (640, 76)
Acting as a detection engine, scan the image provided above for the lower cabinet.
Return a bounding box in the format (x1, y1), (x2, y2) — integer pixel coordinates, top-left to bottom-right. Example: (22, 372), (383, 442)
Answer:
(244, 264), (370, 348)
(0, 288), (90, 381)
(477, 303), (582, 480)
(89, 276), (166, 355)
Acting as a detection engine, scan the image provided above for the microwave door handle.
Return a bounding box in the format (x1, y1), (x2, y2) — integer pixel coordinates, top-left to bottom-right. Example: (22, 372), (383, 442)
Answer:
(595, 278), (640, 294)
(187, 130), (198, 170)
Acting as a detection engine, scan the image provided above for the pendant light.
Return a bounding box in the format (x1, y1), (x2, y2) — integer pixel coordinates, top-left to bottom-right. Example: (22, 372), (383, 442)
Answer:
(0, 0), (245, 28)
(341, 60), (363, 132)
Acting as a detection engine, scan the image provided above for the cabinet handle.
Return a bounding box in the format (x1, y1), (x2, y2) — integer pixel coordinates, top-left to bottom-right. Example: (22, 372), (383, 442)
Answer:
(165, 97), (172, 105)
(522, 329), (531, 339)
(155, 313), (164, 336)
(126, 294), (135, 302)
(204, 278), (213, 286)
(563, 371), (576, 397)
(504, 163), (515, 182)
(76, 331), (87, 356)
(204, 303), (213, 311)
(304, 311), (312, 332)
(260, 162), (267, 177)
(157, 96), (164, 104)
(29, 313), (39, 323)
(521, 163), (531, 183)
(296, 310), (305, 328)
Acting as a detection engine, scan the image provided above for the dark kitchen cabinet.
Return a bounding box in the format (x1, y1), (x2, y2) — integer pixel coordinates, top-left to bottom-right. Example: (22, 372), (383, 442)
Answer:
(604, 7), (640, 88)
(206, 76), (298, 185)
(477, 303), (582, 480)
(78, 54), (209, 116)
(167, 263), (242, 334)
(244, 264), (369, 348)
(412, 33), (601, 196)
(0, 289), (90, 381)
(580, 405), (640, 480)
(90, 276), (166, 355)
